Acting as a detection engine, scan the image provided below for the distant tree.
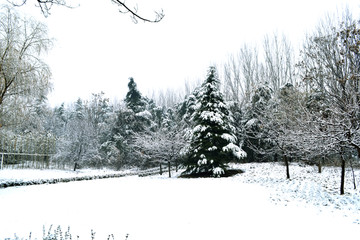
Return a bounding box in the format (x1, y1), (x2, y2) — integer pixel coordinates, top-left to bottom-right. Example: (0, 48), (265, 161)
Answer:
(107, 81), (157, 168)
(151, 88), (183, 109)
(223, 44), (261, 103)
(133, 127), (185, 170)
(242, 83), (274, 162)
(272, 83), (304, 179)
(8, 0), (164, 22)
(86, 92), (112, 136)
(183, 67), (246, 177)
(53, 94), (112, 170)
(178, 86), (201, 126)
(222, 33), (295, 105)
(171, 91), (202, 163)
(49, 103), (68, 136)
(263, 34), (295, 92)
(54, 99), (87, 170)
(132, 103), (186, 170)
(109, 108), (141, 168)
(244, 82), (307, 179)
(125, 77), (146, 113)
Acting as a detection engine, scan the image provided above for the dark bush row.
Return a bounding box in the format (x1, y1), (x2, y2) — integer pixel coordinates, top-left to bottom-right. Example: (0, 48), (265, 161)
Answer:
(0, 172), (134, 189)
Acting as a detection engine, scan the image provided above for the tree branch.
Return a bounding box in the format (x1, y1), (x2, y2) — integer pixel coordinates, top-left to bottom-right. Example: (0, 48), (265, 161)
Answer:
(111, 0), (164, 23)
(7, 0), (164, 22)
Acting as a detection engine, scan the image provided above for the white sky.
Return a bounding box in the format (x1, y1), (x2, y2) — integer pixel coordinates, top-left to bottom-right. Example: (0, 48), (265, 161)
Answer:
(19, 0), (360, 106)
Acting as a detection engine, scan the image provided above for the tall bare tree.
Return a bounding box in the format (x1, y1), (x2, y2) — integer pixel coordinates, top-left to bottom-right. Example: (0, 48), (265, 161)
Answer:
(222, 33), (296, 106)
(223, 44), (261, 104)
(298, 11), (360, 194)
(263, 33), (295, 92)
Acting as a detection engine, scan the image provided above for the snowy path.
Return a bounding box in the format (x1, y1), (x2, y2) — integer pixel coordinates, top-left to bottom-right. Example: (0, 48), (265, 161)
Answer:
(0, 174), (359, 240)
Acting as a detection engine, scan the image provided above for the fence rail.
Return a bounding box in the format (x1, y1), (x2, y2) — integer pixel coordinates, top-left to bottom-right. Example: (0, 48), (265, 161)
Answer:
(1, 152), (54, 170)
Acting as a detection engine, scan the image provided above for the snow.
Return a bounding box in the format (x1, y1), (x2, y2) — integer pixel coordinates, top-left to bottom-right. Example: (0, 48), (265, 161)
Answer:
(135, 110), (152, 119)
(212, 167), (225, 176)
(0, 168), (137, 188)
(232, 162), (360, 222)
(245, 118), (257, 128)
(223, 142), (247, 159)
(193, 125), (208, 133)
(199, 111), (224, 125)
(0, 163), (359, 240)
(221, 133), (236, 143)
(197, 158), (207, 165)
(208, 146), (217, 151)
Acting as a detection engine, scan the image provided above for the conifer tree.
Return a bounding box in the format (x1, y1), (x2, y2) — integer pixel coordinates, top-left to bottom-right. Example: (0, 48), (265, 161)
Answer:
(183, 67), (246, 177)
(125, 77), (145, 113)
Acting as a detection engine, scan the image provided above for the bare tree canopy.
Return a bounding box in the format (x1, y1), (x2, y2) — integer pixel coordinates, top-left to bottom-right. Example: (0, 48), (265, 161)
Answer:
(7, 0), (164, 22)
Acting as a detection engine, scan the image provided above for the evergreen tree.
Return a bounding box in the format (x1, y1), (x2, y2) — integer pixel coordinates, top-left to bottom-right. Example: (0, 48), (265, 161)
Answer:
(125, 77), (145, 113)
(183, 67), (246, 177)
(107, 79), (156, 168)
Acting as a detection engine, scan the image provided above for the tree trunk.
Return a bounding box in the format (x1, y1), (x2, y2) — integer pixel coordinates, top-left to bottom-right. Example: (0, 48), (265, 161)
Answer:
(318, 156), (324, 173)
(168, 161), (171, 178)
(340, 154), (346, 195)
(159, 163), (163, 175)
(73, 162), (78, 172)
(283, 155), (290, 179)
(75, 144), (82, 171)
(350, 159), (357, 190)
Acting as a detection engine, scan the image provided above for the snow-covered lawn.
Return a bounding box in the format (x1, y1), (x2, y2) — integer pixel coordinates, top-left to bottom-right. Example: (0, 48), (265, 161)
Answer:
(0, 169), (126, 182)
(0, 163), (359, 240)
(234, 162), (360, 222)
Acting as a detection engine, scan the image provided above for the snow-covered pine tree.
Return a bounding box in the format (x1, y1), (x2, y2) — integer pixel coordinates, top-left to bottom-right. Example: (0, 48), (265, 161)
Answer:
(183, 66), (246, 177)
(125, 77), (145, 113)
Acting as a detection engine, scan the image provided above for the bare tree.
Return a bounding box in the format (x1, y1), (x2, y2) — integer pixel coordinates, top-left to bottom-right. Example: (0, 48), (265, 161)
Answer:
(297, 11), (360, 194)
(250, 83), (305, 179)
(223, 44), (260, 104)
(0, 5), (52, 127)
(7, 0), (164, 22)
(133, 128), (186, 170)
(222, 33), (296, 106)
(263, 33), (295, 92)
(151, 88), (184, 109)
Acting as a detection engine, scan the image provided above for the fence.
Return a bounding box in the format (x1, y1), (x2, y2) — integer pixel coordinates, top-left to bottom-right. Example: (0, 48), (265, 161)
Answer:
(0, 130), (56, 169)
(0, 152), (55, 170)
(138, 162), (179, 177)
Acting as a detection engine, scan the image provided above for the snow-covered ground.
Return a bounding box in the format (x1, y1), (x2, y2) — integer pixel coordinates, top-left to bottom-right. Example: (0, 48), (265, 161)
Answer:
(233, 162), (360, 222)
(0, 163), (359, 240)
(0, 167), (164, 188)
(0, 168), (132, 185)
